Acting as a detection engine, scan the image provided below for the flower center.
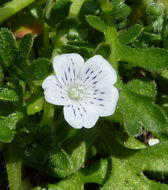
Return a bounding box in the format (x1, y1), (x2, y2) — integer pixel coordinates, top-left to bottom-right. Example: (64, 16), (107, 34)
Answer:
(68, 85), (85, 101)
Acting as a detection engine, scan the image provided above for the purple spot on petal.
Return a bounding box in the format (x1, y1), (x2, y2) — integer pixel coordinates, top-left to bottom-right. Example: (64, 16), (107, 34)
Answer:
(100, 92), (105, 94)
(94, 89), (98, 92)
(99, 70), (103, 74)
(91, 71), (94, 74)
(97, 98), (103, 101)
(93, 81), (98, 85)
(62, 77), (66, 85)
(100, 104), (104, 106)
(71, 58), (74, 65)
(64, 71), (68, 81)
(85, 68), (90, 74)
(68, 67), (70, 72)
(61, 96), (64, 99)
(73, 69), (76, 77)
(92, 75), (97, 80)
(80, 114), (83, 117)
(73, 108), (76, 116)
(90, 101), (94, 104)
(78, 107), (80, 111)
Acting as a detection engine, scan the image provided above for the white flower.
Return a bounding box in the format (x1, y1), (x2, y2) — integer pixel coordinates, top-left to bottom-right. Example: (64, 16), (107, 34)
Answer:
(148, 138), (160, 146)
(42, 53), (119, 129)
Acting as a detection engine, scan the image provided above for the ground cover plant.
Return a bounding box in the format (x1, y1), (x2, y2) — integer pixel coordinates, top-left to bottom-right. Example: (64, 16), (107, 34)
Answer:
(1, 0), (168, 189)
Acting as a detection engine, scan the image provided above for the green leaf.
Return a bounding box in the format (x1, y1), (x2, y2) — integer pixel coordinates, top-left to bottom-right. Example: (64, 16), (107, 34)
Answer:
(44, 0), (71, 26)
(0, 28), (17, 67)
(0, 120), (13, 142)
(99, 125), (168, 190)
(47, 159), (108, 190)
(113, 0), (131, 19)
(119, 88), (167, 136)
(126, 79), (156, 101)
(27, 58), (52, 81)
(0, 88), (19, 102)
(86, 15), (106, 33)
(0, 112), (22, 142)
(119, 24), (143, 45)
(27, 94), (44, 115)
(94, 42), (111, 58)
(49, 145), (72, 177)
(18, 33), (34, 68)
(119, 46), (168, 71)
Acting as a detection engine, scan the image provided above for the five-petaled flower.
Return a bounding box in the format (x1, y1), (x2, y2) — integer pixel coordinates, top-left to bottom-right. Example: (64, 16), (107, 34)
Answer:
(42, 53), (119, 129)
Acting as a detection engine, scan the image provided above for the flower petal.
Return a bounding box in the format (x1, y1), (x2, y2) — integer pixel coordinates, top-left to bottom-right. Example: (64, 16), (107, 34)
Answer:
(80, 55), (117, 87)
(42, 75), (69, 106)
(63, 103), (99, 129)
(53, 53), (85, 87)
(86, 85), (119, 117)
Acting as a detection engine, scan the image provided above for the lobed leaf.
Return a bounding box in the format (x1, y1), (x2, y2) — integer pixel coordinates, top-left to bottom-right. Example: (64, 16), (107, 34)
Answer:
(99, 125), (168, 190)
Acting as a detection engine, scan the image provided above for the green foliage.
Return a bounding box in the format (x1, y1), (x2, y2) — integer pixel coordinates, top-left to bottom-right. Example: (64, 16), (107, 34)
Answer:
(86, 15), (106, 33)
(44, 0), (71, 26)
(1, 1), (168, 190)
(119, 24), (143, 45)
(0, 88), (19, 102)
(27, 94), (44, 115)
(93, 42), (111, 58)
(0, 113), (22, 142)
(18, 33), (34, 68)
(119, 46), (168, 71)
(27, 58), (52, 81)
(0, 28), (17, 67)
(100, 125), (168, 190)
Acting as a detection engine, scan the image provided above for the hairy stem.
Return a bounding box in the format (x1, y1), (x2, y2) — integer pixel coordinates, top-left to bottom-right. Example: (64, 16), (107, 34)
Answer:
(4, 143), (22, 190)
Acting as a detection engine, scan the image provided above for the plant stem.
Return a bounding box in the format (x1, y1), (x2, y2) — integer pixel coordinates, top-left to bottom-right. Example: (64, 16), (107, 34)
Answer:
(4, 143), (22, 190)
(99, 2), (124, 90)
(40, 101), (54, 126)
(0, 0), (36, 25)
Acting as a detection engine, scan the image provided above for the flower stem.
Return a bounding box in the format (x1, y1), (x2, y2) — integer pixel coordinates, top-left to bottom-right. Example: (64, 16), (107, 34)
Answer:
(0, 0), (36, 25)
(4, 143), (22, 190)
(41, 101), (54, 126)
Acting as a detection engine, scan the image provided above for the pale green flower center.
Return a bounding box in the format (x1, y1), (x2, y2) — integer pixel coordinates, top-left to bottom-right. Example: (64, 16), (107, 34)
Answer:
(68, 85), (85, 101)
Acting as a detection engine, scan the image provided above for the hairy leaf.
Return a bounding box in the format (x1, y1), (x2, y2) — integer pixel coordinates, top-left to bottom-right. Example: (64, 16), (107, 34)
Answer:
(0, 28), (17, 67)
(27, 58), (52, 81)
(119, 46), (168, 71)
(119, 24), (143, 45)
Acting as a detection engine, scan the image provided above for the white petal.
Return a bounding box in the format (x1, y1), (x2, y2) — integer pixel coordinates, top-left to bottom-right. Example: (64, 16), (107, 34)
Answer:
(53, 53), (85, 87)
(63, 103), (99, 129)
(80, 55), (117, 87)
(86, 85), (119, 117)
(42, 75), (69, 106)
(148, 138), (160, 146)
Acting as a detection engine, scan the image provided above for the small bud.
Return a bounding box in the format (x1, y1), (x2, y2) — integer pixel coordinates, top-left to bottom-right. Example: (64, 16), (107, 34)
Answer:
(147, 3), (165, 17)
